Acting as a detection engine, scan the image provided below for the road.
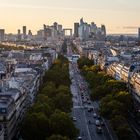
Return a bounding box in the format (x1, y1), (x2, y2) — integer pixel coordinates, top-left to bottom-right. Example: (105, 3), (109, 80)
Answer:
(69, 61), (111, 140)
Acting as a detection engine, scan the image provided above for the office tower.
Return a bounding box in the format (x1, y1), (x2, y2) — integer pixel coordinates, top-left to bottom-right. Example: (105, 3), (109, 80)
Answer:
(74, 23), (79, 37)
(18, 29), (21, 35)
(58, 25), (62, 32)
(53, 22), (58, 30)
(23, 26), (27, 40)
(37, 30), (44, 41)
(78, 18), (90, 40)
(43, 24), (46, 30)
(28, 30), (32, 36)
(27, 30), (32, 40)
(17, 29), (21, 40)
(23, 26), (26, 36)
(0, 29), (5, 41)
(138, 28), (140, 41)
(80, 17), (84, 25)
(43, 24), (47, 41)
(91, 22), (97, 34)
(101, 25), (106, 36)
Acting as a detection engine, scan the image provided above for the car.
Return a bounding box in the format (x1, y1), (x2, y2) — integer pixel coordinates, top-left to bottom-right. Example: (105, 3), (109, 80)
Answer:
(100, 119), (105, 126)
(88, 108), (91, 112)
(88, 107), (94, 112)
(82, 100), (86, 103)
(77, 136), (82, 140)
(84, 105), (88, 109)
(95, 120), (100, 126)
(96, 126), (102, 134)
(73, 117), (77, 121)
(97, 115), (101, 119)
(90, 107), (94, 111)
(93, 113), (97, 118)
(100, 121), (104, 126)
(87, 102), (91, 105)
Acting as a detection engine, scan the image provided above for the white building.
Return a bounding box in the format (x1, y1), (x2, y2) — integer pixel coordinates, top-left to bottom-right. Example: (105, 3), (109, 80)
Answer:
(78, 18), (90, 40)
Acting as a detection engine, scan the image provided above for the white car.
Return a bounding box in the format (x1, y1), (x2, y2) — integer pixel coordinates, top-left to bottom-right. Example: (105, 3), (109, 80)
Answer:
(93, 113), (97, 118)
(77, 136), (82, 140)
(95, 120), (100, 126)
(73, 117), (77, 121)
(96, 126), (102, 134)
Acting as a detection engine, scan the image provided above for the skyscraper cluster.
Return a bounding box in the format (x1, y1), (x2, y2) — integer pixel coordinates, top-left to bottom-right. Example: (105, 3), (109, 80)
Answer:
(17, 26), (32, 41)
(36, 22), (63, 41)
(74, 18), (106, 41)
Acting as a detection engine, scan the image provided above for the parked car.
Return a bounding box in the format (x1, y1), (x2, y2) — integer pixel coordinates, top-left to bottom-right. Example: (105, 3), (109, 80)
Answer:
(73, 117), (77, 121)
(96, 126), (102, 134)
(77, 136), (82, 140)
(93, 113), (97, 118)
(95, 120), (100, 126)
(97, 115), (101, 119)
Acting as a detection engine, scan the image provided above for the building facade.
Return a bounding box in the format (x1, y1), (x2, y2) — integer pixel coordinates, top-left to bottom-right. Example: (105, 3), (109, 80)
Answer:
(0, 29), (5, 41)
(74, 23), (79, 37)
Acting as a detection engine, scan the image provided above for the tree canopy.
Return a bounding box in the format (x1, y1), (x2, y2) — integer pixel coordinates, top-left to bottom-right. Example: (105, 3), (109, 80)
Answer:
(47, 135), (69, 140)
(21, 55), (78, 140)
(77, 57), (134, 140)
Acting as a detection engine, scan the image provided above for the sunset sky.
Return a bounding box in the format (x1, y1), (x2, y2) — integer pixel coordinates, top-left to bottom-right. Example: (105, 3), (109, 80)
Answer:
(0, 0), (140, 34)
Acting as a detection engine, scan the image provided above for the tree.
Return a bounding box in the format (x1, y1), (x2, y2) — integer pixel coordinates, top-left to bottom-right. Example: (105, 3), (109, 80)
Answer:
(21, 112), (50, 140)
(43, 66), (70, 87)
(36, 94), (49, 103)
(105, 80), (127, 94)
(114, 91), (132, 112)
(41, 82), (57, 98)
(116, 124), (133, 140)
(87, 65), (100, 73)
(57, 85), (71, 95)
(77, 57), (93, 69)
(21, 55), (78, 140)
(100, 97), (125, 118)
(47, 135), (69, 140)
(91, 85), (110, 100)
(50, 110), (78, 139)
(29, 102), (53, 117)
(110, 115), (127, 131)
(54, 93), (72, 113)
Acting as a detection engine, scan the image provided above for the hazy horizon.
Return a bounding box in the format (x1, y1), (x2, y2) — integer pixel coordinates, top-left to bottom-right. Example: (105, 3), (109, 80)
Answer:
(0, 0), (140, 34)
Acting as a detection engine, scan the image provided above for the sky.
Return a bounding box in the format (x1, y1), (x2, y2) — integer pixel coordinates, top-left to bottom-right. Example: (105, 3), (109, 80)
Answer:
(0, 0), (140, 34)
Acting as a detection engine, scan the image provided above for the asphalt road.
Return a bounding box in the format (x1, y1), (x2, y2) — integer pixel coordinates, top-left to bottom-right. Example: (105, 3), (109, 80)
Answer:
(70, 62), (111, 140)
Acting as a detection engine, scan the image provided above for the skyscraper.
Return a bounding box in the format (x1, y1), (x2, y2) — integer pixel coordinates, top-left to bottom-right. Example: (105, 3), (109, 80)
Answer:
(17, 29), (21, 40)
(53, 22), (58, 31)
(23, 26), (27, 40)
(0, 29), (5, 41)
(43, 24), (48, 41)
(101, 25), (106, 36)
(23, 26), (26, 35)
(74, 23), (79, 37)
(28, 30), (32, 36)
(138, 28), (140, 41)
(78, 18), (90, 40)
(58, 25), (62, 32)
(43, 24), (46, 30)
(18, 29), (21, 35)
